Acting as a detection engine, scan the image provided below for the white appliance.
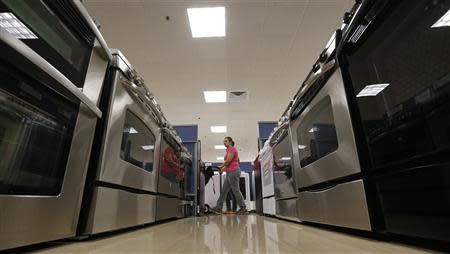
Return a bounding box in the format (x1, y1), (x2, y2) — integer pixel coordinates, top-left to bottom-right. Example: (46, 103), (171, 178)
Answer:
(204, 172), (220, 212)
(259, 145), (275, 215)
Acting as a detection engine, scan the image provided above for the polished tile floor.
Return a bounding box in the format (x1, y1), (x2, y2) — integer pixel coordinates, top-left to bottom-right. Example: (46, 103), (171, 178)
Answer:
(30, 215), (436, 254)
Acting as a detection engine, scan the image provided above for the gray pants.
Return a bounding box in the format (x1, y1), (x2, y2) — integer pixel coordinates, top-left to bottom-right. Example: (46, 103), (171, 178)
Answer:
(215, 170), (246, 209)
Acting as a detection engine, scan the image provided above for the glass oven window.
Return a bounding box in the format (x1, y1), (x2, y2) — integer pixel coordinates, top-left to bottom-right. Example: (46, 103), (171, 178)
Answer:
(0, 1), (93, 87)
(344, 0), (450, 167)
(160, 136), (183, 183)
(273, 132), (293, 178)
(120, 111), (156, 172)
(0, 64), (78, 196)
(296, 96), (338, 167)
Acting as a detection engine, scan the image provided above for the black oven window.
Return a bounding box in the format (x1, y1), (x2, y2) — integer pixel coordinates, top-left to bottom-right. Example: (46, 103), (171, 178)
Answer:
(0, 0), (93, 87)
(120, 111), (156, 172)
(344, 0), (450, 167)
(0, 65), (78, 196)
(296, 96), (338, 167)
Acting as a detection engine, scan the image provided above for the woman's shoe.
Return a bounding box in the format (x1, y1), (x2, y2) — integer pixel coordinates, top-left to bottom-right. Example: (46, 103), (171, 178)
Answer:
(236, 207), (248, 215)
(210, 207), (222, 215)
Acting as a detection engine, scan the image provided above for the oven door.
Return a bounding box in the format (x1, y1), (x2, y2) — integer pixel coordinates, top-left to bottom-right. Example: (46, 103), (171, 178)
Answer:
(272, 127), (296, 200)
(157, 132), (183, 198)
(94, 71), (160, 193)
(0, 26), (104, 251)
(341, 0), (450, 240)
(290, 68), (360, 189)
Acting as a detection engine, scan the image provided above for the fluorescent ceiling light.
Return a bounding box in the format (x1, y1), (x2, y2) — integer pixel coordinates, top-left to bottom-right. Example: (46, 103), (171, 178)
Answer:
(356, 83), (390, 97)
(204, 91), (227, 103)
(432, 9), (450, 28)
(142, 145), (154, 150)
(0, 12), (37, 39)
(298, 145), (307, 149)
(280, 157), (291, 161)
(187, 7), (225, 38)
(214, 145), (226, 150)
(211, 125), (227, 133)
(216, 157), (224, 161)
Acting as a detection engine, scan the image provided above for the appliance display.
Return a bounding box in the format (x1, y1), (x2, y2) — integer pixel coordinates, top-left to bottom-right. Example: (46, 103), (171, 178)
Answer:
(253, 156), (264, 215)
(219, 171), (253, 211)
(204, 171), (221, 213)
(240, 172), (253, 210)
(340, 0), (450, 241)
(259, 143), (276, 215)
(0, 0), (109, 250)
(271, 124), (299, 222)
(80, 50), (161, 235)
(155, 128), (185, 221)
(290, 66), (371, 231)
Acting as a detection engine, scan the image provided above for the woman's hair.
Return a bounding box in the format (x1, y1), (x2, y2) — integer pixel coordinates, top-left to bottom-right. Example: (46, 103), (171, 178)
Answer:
(225, 136), (235, 146)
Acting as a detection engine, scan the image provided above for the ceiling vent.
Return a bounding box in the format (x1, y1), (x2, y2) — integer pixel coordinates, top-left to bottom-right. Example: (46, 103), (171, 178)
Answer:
(228, 91), (249, 102)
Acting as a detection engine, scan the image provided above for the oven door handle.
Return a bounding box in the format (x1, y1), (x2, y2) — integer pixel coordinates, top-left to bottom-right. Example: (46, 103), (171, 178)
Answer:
(120, 77), (166, 126)
(0, 28), (103, 118)
(291, 59), (336, 118)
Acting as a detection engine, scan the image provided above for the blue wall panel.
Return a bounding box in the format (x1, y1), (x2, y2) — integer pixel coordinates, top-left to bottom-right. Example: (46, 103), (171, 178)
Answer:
(174, 125), (198, 142)
(258, 121), (277, 140)
(174, 125), (198, 195)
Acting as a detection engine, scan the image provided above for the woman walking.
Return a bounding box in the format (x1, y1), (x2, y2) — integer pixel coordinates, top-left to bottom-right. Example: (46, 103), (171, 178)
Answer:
(211, 137), (247, 215)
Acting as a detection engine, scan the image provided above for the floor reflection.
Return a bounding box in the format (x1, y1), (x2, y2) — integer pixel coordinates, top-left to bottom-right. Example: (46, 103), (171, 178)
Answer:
(29, 215), (435, 254)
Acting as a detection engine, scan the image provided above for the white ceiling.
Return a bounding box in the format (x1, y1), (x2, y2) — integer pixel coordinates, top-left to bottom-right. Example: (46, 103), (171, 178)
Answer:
(83, 0), (354, 162)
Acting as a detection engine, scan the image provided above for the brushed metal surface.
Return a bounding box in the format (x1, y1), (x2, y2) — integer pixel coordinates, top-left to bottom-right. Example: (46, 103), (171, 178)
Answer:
(96, 71), (160, 193)
(84, 187), (156, 234)
(290, 68), (361, 189)
(297, 180), (371, 231)
(155, 196), (182, 221)
(0, 107), (98, 251)
(0, 27), (102, 118)
(291, 59), (336, 113)
(74, 0), (112, 61)
(272, 132), (297, 200)
(275, 198), (300, 222)
(263, 196), (276, 215)
(0, 43), (107, 250)
(83, 41), (109, 106)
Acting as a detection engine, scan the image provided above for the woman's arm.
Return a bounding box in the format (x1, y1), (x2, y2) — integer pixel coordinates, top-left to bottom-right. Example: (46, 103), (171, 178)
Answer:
(220, 152), (234, 168)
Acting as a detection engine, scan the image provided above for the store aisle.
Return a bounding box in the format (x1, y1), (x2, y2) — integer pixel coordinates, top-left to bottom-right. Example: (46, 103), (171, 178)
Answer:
(30, 215), (435, 254)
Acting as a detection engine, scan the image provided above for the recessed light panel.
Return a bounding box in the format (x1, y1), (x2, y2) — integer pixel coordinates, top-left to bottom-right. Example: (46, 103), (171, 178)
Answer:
(214, 145), (226, 150)
(187, 7), (225, 38)
(432, 9), (450, 28)
(204, 91), (227, 103)
(356, 83), (390, 97)
(211, 125), (227, 133)
(0, 12), (37, 39)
